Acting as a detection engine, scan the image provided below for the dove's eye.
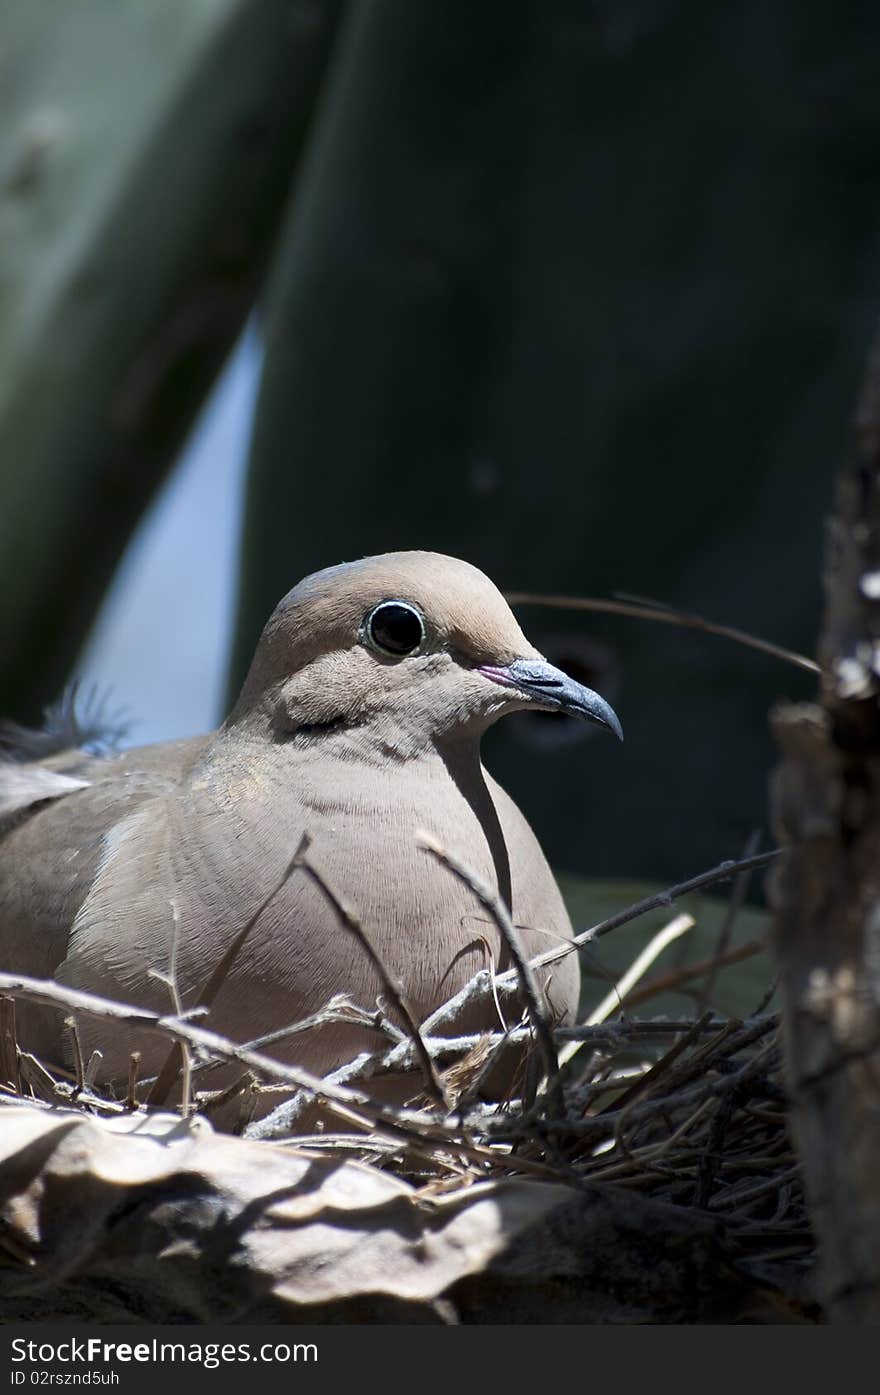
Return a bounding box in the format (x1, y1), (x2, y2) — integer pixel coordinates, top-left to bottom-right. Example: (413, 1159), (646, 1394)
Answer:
(364, 601), (426, 658)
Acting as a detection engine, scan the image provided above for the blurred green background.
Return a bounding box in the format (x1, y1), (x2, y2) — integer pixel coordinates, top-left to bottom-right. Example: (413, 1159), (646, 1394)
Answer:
(3, 0), (879, 902)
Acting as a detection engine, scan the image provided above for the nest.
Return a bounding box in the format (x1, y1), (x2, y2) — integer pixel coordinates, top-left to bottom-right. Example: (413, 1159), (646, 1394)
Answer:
(0, 843), (818, 1323)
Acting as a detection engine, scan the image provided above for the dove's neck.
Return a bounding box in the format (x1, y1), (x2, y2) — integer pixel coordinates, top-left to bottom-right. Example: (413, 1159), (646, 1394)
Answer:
(220, 693), (494, 765)
(198, 719), (512, 912)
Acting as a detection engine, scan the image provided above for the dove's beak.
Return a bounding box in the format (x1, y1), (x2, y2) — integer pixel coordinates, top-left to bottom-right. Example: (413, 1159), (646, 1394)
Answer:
(477, 658), (623, 740)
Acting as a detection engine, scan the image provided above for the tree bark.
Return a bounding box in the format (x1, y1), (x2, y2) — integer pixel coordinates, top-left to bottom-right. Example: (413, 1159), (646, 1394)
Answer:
(770, 331), (880, 1322)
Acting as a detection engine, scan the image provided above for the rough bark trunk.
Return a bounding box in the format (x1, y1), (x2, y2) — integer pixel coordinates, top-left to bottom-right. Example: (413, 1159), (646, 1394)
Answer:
(770, 332), (880, 1322)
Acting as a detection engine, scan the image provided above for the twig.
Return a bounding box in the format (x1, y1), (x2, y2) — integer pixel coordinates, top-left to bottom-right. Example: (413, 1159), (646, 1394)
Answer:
(697, 829), (762, 1013)
(504, 590), (819, 673)
(147, 850), (303, 1109)
(201, 1073), (256, 1126)
(418, 832), (565, 1118)
(0, 996), (21, 1093)
(709, 1164), (802, 1213)
(84, 1050), (103, 1090)
(695, 1090), (741, 1208)
(238, 996), (400, 1056)
(189, 997), (402, 1090)
(622, 938), (764, 1010)
(597, 1012), (717, 1118)
(559, 912), (694, 1069)
(17, 1051), (62, 1104)
(294, 833), (451, 1110)
(65, 1015), (86, 1095)
(453, 1026), (522, 1112)
(146, 899), (191, 1115)
(125, 1052), (141, 1111)
(562, 851), (779, 961)
(244, 1049), (410, 1140)
(555, 1017), (736, 1042)
(588, 913), (696, 1025)
(749, 974), (780, 1017)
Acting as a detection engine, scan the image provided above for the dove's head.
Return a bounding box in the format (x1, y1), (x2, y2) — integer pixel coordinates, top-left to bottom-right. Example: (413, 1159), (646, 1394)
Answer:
(231, 552), (622, 757)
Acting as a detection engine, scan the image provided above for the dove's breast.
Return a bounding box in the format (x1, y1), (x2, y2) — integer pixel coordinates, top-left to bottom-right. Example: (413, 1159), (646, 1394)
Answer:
(48, 736), (578, 1097)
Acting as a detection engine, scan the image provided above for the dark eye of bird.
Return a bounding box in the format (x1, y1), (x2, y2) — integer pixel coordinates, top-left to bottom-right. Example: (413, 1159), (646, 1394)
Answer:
(366, 601), (425, 657)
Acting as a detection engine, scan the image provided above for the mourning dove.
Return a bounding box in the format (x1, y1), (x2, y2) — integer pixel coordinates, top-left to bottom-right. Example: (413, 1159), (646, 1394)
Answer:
(0, 552), (621, 1116)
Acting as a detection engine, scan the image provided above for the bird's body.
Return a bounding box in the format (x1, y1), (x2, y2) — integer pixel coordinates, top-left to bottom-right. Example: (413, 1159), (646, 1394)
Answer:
(0, 553), (621, 1121)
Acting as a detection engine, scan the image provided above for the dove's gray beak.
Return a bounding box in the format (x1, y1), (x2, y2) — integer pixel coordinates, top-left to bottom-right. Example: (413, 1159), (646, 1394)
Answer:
(478, 658), (623, 740)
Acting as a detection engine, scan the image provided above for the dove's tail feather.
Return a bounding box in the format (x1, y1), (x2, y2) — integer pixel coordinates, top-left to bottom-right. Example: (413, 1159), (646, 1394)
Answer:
(0, 763), (90, 818)
(0, 681), (129, 764)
